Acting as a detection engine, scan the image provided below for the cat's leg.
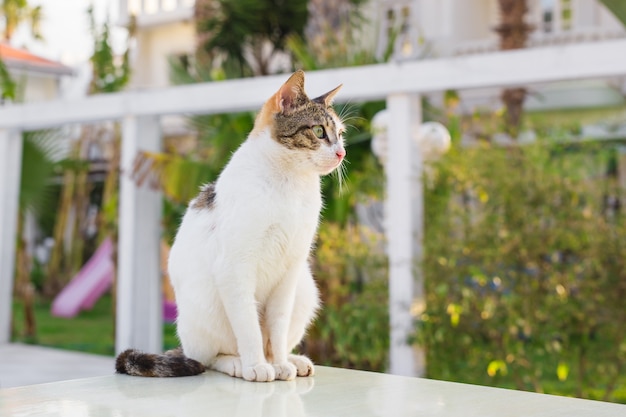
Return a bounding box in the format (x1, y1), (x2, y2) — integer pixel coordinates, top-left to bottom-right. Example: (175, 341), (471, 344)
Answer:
(211, 354), (243, 378)
(176, 317), (220, 370)
(216, 266), (275, 382)
(264, 270), (300, 381)
(286, 265), (320, 377)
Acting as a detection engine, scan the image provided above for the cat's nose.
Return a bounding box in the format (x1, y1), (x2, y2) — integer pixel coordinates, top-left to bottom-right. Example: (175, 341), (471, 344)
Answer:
(336, 148), (346, 160)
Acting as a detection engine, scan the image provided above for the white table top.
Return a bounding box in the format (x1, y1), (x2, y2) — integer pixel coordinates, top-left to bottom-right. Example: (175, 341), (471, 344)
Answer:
(1, 366), (623, 417)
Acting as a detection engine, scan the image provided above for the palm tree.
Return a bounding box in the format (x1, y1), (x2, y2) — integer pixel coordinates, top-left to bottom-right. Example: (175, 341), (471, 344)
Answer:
(0, 0), (43, 41)
(16, 131), (61, 339)
(0, 0), (42, 100)
(1, 0), (45, 338)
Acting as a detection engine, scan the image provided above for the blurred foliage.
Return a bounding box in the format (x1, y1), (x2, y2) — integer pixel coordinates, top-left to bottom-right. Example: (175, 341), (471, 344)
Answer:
(87, 5), (134, 248)
(421, 139), (626, 402)
(0, 57), (15, 100)
(0, 0), (42, 41)
(15, 130), (64, 339)
(305, 222), (389, 371)
(194, 0), (308, 76)
(287, 0), (376, 70)
(19, 131), (61, 215)
(87, 5), (132, 93)
(0, 0), (43, 100)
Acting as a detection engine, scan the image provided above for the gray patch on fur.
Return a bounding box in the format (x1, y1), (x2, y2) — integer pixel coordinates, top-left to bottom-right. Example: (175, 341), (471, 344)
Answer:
(191, 182), (217, 210)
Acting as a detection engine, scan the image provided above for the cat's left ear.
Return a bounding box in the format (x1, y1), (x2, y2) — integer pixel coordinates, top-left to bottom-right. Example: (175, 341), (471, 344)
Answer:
(313, 84), (343, 107)
(275, 70), (307, 114)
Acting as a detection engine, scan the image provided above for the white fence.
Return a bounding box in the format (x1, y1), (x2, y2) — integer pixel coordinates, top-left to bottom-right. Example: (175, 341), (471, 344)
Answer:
(2, 39), (626, 377)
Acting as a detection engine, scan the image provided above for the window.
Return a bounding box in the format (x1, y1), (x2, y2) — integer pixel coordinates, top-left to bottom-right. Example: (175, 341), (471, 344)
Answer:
(540, 0), (573, 33)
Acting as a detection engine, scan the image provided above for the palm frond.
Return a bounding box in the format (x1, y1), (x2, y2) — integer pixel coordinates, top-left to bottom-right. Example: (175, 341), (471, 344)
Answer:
(132, 151), (215, 204)
(20, 130), (63, 215)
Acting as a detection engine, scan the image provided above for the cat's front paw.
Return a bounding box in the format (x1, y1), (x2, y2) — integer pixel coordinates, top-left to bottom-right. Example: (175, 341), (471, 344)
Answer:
(242, 363), (276, 382)
(288, 354), (315, 377)
(273, 362), (297, 381)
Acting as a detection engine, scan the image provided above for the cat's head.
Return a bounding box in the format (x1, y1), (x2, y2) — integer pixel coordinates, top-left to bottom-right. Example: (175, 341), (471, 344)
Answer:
(254, 70), (346, 176)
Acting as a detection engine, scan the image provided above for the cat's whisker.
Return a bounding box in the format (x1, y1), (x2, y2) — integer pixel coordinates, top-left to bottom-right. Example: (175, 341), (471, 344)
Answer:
(333, 160), (349, 195)
(339, 107), (356, 122)
(339, 114), (365, 133)
(337, 102), (360, 124)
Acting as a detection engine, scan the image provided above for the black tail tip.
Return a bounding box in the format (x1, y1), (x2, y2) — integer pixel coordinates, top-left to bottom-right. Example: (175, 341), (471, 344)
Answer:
(115, 348), (137, 374)
(115, 348), (205, 377)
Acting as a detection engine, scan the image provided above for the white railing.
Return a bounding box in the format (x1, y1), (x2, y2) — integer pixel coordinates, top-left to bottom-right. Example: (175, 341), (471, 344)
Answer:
(448, 0), (626, 56)
(2, 39), (626, 377)
(119, 0), (194, 27)
(452, 27), (626, 56)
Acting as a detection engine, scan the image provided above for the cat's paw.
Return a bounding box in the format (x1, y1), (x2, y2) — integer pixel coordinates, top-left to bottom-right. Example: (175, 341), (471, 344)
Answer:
(272, 362), (297, 381)
(288, 354), (315, 377)
(211, 355), (242, 378)
(242, 363), (275, 382)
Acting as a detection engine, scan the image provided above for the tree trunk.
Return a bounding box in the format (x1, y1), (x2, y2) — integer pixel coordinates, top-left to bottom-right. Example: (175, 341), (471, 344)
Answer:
(98, 125), (121, 339)
(16, 212), (37, 340)
(45, 168), (76, 296)
(494, 0), (534, 135)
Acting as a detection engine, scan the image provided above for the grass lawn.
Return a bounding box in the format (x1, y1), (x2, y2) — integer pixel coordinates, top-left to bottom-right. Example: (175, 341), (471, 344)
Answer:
(11, 293), (178, 356)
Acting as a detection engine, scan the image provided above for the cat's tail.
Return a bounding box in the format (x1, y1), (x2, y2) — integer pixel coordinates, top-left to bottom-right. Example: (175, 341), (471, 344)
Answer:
(115, 347), (206, 377)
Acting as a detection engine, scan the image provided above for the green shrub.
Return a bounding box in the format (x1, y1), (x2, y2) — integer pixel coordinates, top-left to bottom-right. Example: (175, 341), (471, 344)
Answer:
(421, 140), (626, 402)
(306, 222), (389, 371)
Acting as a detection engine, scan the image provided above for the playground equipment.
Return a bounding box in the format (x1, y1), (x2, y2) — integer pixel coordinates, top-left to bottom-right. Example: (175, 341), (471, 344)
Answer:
(51, 238), (176, 322)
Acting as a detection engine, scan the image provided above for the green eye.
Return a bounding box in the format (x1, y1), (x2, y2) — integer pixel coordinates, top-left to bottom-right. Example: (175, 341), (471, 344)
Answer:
(312, 125), (326, 139)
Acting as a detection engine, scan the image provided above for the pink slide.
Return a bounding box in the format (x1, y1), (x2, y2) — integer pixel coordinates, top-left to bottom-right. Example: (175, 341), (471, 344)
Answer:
(51, 237), (114, 318)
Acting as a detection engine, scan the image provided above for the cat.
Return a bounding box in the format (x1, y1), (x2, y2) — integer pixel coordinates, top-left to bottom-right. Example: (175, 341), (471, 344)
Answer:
(116, 70), (346, 382)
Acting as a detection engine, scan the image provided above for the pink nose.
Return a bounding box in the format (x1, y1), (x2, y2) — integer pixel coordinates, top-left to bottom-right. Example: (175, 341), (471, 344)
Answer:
(336, 148), (346, 160)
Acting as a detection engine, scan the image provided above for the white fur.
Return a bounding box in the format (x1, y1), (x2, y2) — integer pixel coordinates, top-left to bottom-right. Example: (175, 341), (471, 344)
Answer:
(168, 123), (345, 382)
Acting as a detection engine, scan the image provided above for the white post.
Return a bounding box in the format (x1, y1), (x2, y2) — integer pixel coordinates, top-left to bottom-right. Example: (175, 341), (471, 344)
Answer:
(116, 115), (163, 354)
(0, 129), (23, 344)
(385, 93), (425, 377)
(119, 0), (129, 24)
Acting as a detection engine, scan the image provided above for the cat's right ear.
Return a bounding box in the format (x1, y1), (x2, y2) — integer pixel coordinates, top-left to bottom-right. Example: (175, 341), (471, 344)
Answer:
(313, 84), (343, 107)
(274, 70), (306, 114)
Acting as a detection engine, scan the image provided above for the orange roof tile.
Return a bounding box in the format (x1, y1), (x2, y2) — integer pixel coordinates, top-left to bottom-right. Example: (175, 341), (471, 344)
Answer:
(0, 43), (73, 76)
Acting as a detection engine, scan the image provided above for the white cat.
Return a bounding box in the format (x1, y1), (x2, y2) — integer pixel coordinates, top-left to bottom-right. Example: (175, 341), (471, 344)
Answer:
(116, 70), (345, 382)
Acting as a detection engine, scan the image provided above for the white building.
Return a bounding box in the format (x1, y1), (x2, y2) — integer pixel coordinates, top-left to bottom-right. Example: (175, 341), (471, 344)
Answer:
(0, 43), (73, 103)
(119, 0), (195, 89)
(119, 0), (624, 107)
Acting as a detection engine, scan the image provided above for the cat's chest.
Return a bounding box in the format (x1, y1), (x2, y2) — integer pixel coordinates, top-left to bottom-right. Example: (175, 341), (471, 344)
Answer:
(265, 189), (320, 239)
(217, 162), (321, 260)
(256, 184), (320, 256)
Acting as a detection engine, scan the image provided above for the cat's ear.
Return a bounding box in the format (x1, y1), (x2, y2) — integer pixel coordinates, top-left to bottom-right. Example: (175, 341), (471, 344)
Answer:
(275, 70), (306, 114)
(313, 84), (343, 107)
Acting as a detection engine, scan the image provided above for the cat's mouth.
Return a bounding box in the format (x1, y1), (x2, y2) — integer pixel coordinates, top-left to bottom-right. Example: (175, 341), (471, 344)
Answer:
(324, 157), (344, 173)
